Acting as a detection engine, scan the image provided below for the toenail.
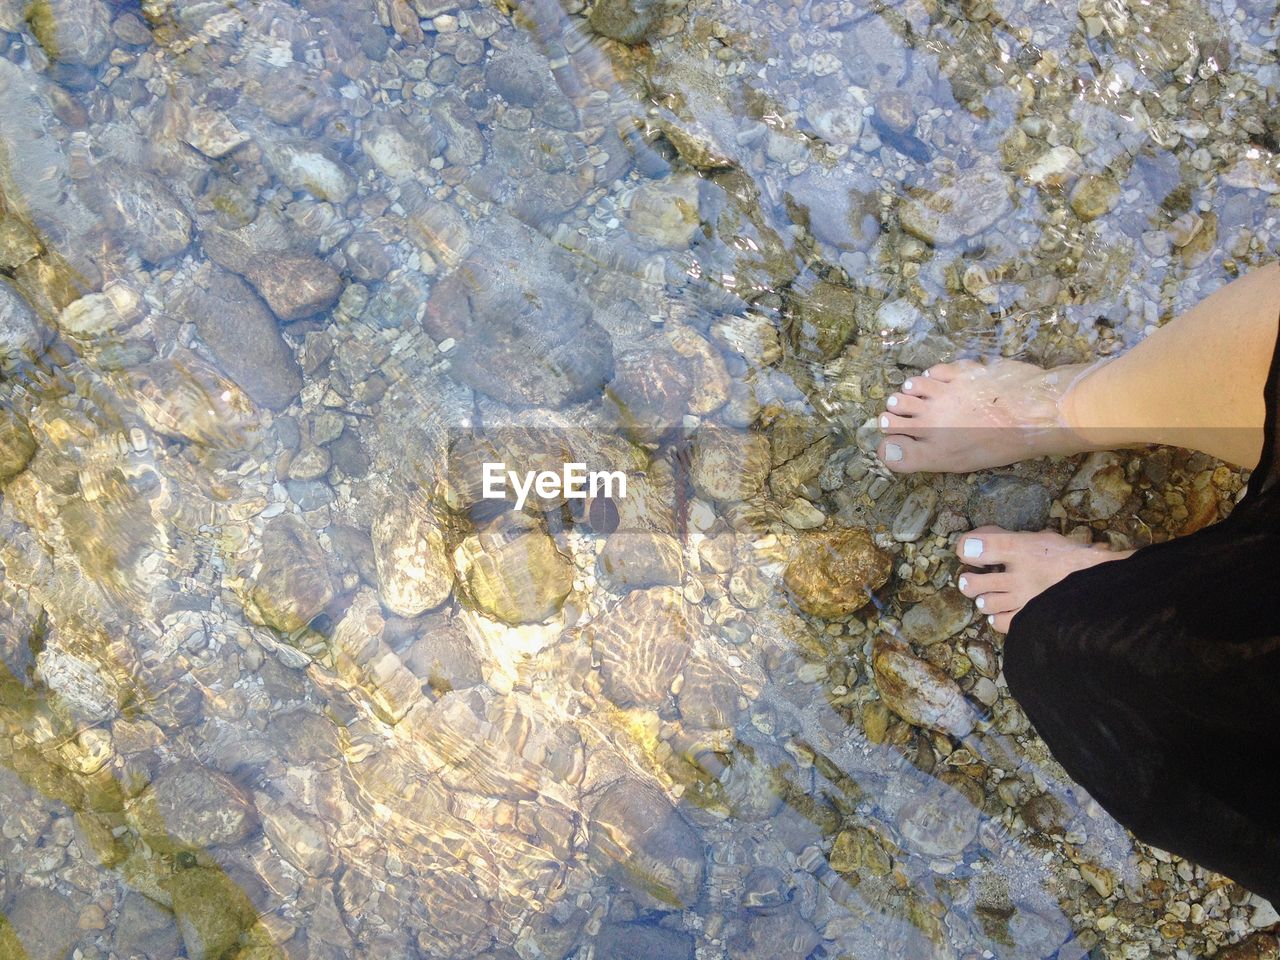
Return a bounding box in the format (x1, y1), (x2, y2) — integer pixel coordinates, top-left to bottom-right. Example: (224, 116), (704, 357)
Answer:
(879, 415), (890, 429)
(924, 369), (931, 377)
(887, 396), (898, 408)
(962, 538), (984, 559)
(885, 443), (903, 463)
(987, 615), (996, 626)
(903, 379), (914, 391)
(958, 575), (968, 592)
(975, 596), (986, 610)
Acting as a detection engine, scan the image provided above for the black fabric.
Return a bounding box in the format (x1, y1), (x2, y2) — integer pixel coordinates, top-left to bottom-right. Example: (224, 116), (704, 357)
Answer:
(1004, 313), (1280, 905)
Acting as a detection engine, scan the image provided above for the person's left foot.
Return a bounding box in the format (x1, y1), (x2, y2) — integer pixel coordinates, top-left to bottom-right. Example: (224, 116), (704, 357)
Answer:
(954, 525), (1134, 633)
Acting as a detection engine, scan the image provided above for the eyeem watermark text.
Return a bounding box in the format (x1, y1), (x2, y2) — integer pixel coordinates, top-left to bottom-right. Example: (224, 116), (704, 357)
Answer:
(482, 462), (627, 510)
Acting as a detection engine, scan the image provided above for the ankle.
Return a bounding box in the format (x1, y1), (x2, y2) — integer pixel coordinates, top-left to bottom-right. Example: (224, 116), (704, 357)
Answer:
(1054, 357), (1137, 451)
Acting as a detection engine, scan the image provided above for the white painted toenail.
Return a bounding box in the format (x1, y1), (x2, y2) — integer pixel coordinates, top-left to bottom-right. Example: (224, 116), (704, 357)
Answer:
(958, 576), (968, 592)
(975, 596), (986, 610)
(924, 370), (931, 377)
(962, 538), (984, 559)
(879, 415), (890, 429)
(987, 615), (996, 626)
(903, 379), (914, 391)
(887, 396), (899, 408)
(885, 443), (903, 463)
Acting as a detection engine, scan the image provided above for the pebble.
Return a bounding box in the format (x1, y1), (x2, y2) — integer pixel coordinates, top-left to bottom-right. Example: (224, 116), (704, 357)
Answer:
(900, 587), (975, 645)
(892, 486), (938, 542)
(967, 476), (1052, 531)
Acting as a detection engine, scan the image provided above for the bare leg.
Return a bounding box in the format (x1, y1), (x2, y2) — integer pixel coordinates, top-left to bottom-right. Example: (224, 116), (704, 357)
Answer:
(877, 261), (1280, 473)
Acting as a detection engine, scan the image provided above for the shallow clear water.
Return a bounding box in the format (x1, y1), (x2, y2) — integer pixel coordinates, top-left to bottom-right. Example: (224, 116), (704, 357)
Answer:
(0, 0), (1278, 957)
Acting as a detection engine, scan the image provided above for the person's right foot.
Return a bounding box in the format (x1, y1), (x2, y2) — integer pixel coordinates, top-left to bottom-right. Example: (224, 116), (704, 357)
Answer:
(876, 358), (1107, 473)
(954, 526), (1134, 633)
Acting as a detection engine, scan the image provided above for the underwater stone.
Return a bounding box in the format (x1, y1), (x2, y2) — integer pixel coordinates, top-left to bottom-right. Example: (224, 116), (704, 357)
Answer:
(249, 514), (335, 633)
(179, 269), (303, 411)
(587, 586), (692, 708)
(26, 0), (112, 66)
(455, 512), (573, 624)
(597, 530), (684, 591)
(899, 166), (1011, 246)
(900, 587), (974, 646)
(136, 762), (257, 849)
(689, 421), (770, 503)
(967, 476), (1052, 531)
(896, 771), (982, 858)
(245, 253), (342, 322)
(588, 0), (663, 44)
(871, 635), (976, 737)
(0, 276), (50, 372)
(784, 527), (892, 618)
(789, 279), (861, 360)
(588, 779), (704, 909)
(0, 406), (35, 483)
(1069, 174), (1121, 222)
(372, 496), (453, 618)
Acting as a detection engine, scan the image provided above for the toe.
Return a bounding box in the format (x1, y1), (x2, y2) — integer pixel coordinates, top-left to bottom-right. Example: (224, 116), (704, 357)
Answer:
(985, 612), (1015, 634)
(884, 393), (927, 417)
(877, 435), (926, 473)
(974, 591), (1019, 616)
(954, 526), (1018, 565)
(879, 412), (920, 436)
(923, 359), (981, 383)
(957, 571), (1010, 597)
(899, 376), (940, 398)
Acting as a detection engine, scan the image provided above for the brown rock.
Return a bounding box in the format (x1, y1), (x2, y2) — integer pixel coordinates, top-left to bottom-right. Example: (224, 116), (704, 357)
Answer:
(871, 636), (976, 737)
(783, 528), (891, 618)
(250, 514), (335, 633)
(245, 253), (342, 322)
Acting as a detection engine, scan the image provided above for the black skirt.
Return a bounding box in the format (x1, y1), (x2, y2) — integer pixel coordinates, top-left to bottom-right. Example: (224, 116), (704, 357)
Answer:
(1004, 321), (1280, 906)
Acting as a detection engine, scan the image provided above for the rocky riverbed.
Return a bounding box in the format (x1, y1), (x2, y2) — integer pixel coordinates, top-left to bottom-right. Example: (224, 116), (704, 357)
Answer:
(1, 0), (1279, 958)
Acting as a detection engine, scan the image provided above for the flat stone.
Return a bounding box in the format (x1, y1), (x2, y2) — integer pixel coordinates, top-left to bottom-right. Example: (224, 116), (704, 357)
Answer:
(3, 888), (81, 960)
(790, 279), (860, 359)
(627, 176), (703, 250)
(94, 165), (193, 263)
(455, 513), (572, 624)
(900, 587), (974, 645)
(0, 405), (36, 483)
(250, 514), (335, 633)
(689, 421), (771, 503)
(892, 486), (938, 542)
(245, 253), (342, 322)
(114, 893), (181, 960)
(1069, 174), (1121, 222)
(784, 527), (892, 618)
(588, 0), (662, 42)
(0, 216), (41, 270)
(900, 166), (1012, 246)
(896, 772), (981, 858)
(967, 476), (1052, 531)
(1022, 145), (1081, 189)
(871, 635), (976, 737)
(164, 867), (258, 960)
(372, 496), (453, 617)
(595, 923), (694, 960)
(181, 105), (249, 158)
(26, 0), (112, 66)
(179, 268), (303, 410)
(0, 276), (50, 372)
(588, 780), (704, 909)
(137, 762), (257, 849)
(264, 141), (356, 204)
(598, 530), (684, 591)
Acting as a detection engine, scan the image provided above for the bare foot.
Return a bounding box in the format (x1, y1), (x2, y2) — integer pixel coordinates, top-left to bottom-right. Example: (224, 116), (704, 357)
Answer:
(875, 358), (1108, 473)
(954, 525), (1133, 633)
